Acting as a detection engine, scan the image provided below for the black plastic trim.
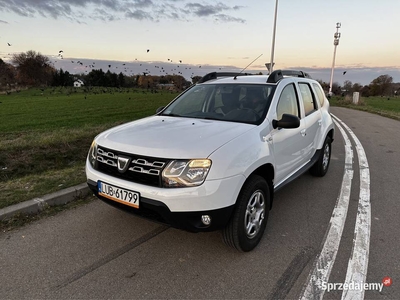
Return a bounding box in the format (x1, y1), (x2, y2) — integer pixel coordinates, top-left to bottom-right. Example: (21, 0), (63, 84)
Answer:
(87, 180), (234, 232)
(267, 69), (312, 83)
(198, 72), (252, 83)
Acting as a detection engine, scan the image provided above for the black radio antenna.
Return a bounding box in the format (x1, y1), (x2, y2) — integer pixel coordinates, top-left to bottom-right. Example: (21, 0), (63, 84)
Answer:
(238, 53), (263, 74)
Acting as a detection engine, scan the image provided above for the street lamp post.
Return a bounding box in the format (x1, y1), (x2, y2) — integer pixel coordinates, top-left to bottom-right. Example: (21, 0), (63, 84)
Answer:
(329, 22), (341, 95)
(268, 0), (279, 74)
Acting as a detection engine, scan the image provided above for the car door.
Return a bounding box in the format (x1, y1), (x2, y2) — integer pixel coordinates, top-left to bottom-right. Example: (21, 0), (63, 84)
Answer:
(297, 82), (322, 160)
(271, 83), (308, 186)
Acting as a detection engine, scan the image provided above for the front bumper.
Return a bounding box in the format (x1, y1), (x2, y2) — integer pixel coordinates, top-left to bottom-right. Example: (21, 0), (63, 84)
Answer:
(87, 180), (235, 232)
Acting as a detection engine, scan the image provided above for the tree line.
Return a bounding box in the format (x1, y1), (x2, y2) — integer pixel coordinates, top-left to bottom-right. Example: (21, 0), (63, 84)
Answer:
(0, 50), (192, 92)
(318, 76), (399, 97)
(1, 50), (399, 96)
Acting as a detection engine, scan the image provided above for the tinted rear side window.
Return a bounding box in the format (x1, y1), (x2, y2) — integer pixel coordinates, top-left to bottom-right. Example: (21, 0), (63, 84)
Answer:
(312, 83), (325, 107)
(299, 83), (317, 116)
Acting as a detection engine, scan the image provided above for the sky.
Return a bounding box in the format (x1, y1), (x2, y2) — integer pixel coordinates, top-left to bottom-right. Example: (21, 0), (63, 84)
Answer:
(1, 0), (399, 85)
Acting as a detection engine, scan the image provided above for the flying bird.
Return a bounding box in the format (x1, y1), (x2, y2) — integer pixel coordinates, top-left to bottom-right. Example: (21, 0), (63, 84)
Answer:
(343, 71), (347, 75)
(59, 50), (63, 53)
(147, 49), (150, 52)
(7, 43), (11, 46)
(179, 60), (182, 63)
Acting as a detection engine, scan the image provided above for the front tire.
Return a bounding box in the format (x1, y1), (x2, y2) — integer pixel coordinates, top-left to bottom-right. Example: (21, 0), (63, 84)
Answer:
(310, 136), (332, 177)
(222, 175), (270, 252)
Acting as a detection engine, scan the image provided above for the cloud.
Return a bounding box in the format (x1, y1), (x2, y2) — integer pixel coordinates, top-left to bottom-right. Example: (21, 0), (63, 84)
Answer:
(214, 14), (245, 23)
(125, 9), (155, 21)
(185, 2), (229, 17)
(184, 2), (245, 22)
(0, 0), (245, 23)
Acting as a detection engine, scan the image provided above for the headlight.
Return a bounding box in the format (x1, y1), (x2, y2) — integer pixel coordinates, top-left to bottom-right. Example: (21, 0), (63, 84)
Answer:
(162, 159), (211, 187)
(88, 140), (97, 168)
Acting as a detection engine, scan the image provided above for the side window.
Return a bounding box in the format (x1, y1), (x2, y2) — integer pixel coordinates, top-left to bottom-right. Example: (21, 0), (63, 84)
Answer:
(312, 83), (325, 107)
(299, 83), (317, 116)
(276, 84), (299, 120)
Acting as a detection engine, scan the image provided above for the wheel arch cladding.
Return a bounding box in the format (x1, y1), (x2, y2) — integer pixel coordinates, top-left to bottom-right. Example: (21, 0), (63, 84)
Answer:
(249, 163), (274, 209)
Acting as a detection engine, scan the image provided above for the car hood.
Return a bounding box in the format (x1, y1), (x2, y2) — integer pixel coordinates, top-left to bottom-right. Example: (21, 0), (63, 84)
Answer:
(96, 116), (254, 158)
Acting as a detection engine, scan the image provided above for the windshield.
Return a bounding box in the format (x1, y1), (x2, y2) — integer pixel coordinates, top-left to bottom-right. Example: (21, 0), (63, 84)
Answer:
(160, 83), (276, 125)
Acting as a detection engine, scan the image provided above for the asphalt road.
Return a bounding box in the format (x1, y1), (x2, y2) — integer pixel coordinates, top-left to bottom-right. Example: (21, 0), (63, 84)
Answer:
(1, 107), (399, 299)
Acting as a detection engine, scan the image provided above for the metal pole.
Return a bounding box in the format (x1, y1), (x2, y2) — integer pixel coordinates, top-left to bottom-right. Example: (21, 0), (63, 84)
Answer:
(329, 23), (341, 95)
(328, 46), (337, 94)
(270, 0), (278, 73)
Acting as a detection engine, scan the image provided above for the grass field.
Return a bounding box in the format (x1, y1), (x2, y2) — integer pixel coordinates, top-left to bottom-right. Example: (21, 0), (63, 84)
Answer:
(328, 95), (400, 120)
(1, 88), (399, 209)
(0, 87), (179, 209)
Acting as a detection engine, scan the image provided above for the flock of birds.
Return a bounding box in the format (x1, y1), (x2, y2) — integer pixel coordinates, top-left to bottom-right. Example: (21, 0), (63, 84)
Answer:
(51, 48), (209, 78)
(2, 43), (221, 80)
(5, 43), (349, 78)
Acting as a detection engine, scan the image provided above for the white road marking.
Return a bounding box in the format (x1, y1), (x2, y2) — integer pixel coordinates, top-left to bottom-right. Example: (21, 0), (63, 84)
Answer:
(300, 119), (354, 300)
(334, 116), (371, 300)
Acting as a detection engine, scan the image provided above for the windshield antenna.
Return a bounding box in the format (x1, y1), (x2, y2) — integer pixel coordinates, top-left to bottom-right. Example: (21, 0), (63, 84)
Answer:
(238, 53), (263, 74)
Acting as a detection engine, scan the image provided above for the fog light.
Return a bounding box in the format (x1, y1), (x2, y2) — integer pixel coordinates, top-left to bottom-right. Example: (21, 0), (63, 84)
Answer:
(201, 215), (211, 226)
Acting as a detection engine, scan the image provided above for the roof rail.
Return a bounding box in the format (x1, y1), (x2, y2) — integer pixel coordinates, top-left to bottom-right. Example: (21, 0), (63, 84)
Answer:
(267, 69), (312, 83)
(197, 72), (252, 83)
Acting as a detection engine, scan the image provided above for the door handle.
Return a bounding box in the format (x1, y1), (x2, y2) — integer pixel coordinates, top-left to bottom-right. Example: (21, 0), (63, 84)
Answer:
(300, 129), (307, 136)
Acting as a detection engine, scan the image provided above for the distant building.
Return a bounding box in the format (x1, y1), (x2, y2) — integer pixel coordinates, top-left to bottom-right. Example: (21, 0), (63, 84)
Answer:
(74, 79), (84, 87)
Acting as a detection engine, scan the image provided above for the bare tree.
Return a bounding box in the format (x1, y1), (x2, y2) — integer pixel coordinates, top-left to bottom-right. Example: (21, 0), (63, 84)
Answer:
(12, 50), (55, 86)
(191, 76), (202, 84)
(369, 74), (393, 96)
(352, 83), (362, 93)
(0, 59), (16, 90)
(343, 80), (353, 94)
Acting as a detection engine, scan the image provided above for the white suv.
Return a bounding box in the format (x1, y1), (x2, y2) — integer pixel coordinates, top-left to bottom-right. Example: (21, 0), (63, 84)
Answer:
(86, 70), (335, 252)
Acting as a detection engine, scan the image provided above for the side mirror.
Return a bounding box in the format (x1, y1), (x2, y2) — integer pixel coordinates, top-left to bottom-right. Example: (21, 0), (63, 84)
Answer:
(272, 113), (300, 129)
(156, 106), (165, 114)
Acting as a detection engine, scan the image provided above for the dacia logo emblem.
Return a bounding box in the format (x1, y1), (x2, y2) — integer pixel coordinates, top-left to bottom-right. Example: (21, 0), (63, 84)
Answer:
(117, 156), (131, 173)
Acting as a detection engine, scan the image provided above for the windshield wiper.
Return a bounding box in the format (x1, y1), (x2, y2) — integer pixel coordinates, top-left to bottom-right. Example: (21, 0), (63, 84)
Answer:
(160, 113), (182, 117)
(202, 117), (222, 121)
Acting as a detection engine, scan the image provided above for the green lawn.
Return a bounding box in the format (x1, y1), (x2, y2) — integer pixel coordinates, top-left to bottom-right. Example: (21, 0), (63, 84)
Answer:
(0, 87), (179, 208)
(328, 96), (400, 120)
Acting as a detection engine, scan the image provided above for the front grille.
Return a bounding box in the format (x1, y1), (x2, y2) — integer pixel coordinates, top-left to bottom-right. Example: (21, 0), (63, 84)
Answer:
(95, 146), (170, 187)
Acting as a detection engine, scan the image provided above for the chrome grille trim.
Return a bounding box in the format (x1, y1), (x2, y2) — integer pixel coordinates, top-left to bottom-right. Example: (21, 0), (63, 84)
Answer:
(133, 159), (165, 168)
(129, 166), (160, 175)
(97, 156), (117, 167)
(97, 148), (116, 158)
(95, 147), (169, 185)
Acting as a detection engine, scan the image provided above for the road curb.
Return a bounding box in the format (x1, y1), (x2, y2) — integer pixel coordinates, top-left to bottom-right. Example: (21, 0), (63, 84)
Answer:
(0, 183), (91, 221)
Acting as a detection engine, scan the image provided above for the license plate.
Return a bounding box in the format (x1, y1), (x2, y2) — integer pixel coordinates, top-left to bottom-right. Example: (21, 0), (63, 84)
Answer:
(98, 181), (140, 209)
